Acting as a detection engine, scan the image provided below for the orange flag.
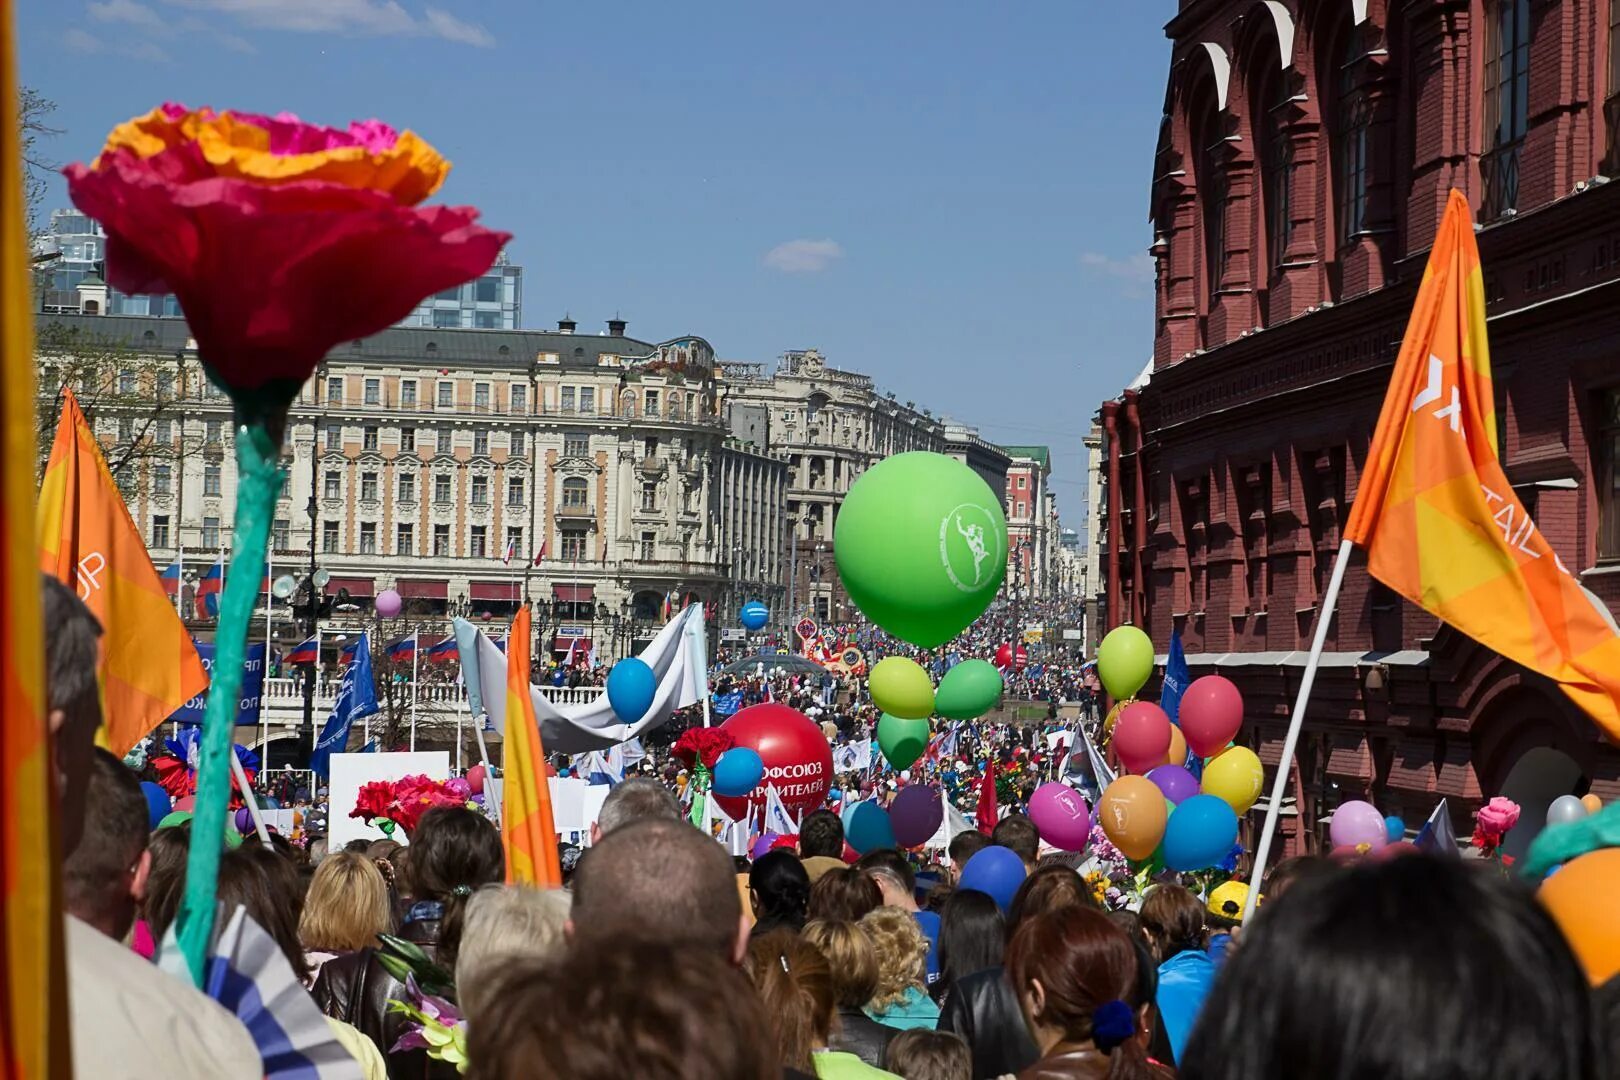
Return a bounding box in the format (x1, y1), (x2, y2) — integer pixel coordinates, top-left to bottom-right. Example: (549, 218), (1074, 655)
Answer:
(2, 5), (72, 1074)
(1345, 188), (1620, 738)
(503, 606), (561, 885)
(37, 390), (208, 756)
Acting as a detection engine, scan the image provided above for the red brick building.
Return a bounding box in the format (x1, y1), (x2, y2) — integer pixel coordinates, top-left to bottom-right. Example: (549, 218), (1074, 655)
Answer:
(1101, 0), (1620, 856)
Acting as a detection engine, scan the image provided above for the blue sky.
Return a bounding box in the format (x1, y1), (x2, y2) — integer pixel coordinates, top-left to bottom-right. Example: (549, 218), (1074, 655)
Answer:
(19, 0), (1171, 523)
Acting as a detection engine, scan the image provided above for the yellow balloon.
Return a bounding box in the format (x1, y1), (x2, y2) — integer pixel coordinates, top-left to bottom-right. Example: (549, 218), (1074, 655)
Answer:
(869, 656), (935, 719)
(1104, 700), (1127, 739)
(1165, 725), (1187, 767)
(1582, 793), (1604, 815)
(1201, 746), (1264, 814)
(1098, 775), (1168, 861)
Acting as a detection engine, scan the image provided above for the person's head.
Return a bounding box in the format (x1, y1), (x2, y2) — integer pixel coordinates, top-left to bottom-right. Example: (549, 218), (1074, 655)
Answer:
(570, 818), (745, 964)
(43, 575), (103, 856)
(946, 830), (991, 884)
(217, 844), (310, 983)
(297, 850), (392, 954)
(808, 866), (883, 923)
(1204, 880), (1249, 933)
(1007, 864), (1095, 929)
(1139, 883), (1206, 962)
(590, 776), (681, 843)
(62, 749), (150, 939)
(455, 885), (571, 1021)
(1179, 856), (1598, 1080)
(749, 849), (811, 930)
(883, 1029), (972, 1080)
(938, 886), (1006, 995)
(141, 821), (191, 941)
(860, 905), (929, 1011)
(856, 849), (917, 911)
(1260, 853), (1330, 901)
(469, 942), (777, 1080)
(743, 929), (836, 1072)
(404, 806), (504, 967)
(306, 834), (329, 865)
(1007, 905), (1157, 1078)
(799, 809), (845, 859)
(991, 814), (1041, 868)
(802, 919), (881, 1010)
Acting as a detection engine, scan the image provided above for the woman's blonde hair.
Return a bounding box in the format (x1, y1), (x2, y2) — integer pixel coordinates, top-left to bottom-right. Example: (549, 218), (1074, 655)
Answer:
(298, 852), (392, 953)
(859, 905), (929, 1012)
(802, 919), (880, 1008)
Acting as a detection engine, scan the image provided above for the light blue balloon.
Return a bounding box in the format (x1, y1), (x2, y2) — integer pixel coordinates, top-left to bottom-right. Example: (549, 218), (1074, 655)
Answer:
(606, 657), (658, 725)
(1384, 815), (1406, 843)
(1162, 794), (1240, 872)
(847, 801), (896, 855)
(740, 600), (770, 632)
(712, 747), (765, 797)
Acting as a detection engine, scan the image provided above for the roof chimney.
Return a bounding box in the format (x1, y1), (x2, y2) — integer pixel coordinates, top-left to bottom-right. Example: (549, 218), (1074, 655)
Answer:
(607, 316), (627, 337)
(557, 315), (576, 335)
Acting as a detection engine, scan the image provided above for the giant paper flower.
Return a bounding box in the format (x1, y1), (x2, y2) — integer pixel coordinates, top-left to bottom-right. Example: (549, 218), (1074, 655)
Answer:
(64, 103), (508, 402)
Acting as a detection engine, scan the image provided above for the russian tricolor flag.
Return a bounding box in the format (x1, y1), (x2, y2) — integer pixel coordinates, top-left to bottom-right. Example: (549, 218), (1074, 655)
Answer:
(425, 635), (458, 662)
(386, 633), (418, 661)
(194, 554), (225, 617)
(159, 559), (181, 597)
(283, 637), (318, 666)
(337, 639), (362, 666)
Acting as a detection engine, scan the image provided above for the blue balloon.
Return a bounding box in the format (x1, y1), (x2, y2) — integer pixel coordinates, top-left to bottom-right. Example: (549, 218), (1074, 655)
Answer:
(1162, 794), (1240, 872)
(847, 801), (896, 855)
(958, 845), (1027, 911)
(140, 781), (172, 831)
(606, 657), (658, 724)
(712, 747), (765, 798)
(739, 600), (770, 632)
(1384, 815), (1406, 843)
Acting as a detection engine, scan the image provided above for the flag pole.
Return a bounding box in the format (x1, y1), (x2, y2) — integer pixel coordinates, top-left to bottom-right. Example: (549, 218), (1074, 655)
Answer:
(1242, 537), (1353, 922)
(410, 634), (419, 752)
(261, 549), (272, 767)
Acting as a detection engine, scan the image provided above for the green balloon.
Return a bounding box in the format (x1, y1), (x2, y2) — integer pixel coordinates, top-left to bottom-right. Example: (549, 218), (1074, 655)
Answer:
(835, 452), (1008, 648)
(935, 659), (1005, 720)
(1097, 624), (1154, 700)
(869, 656), (935, 720)
(877, 713), (931, 770)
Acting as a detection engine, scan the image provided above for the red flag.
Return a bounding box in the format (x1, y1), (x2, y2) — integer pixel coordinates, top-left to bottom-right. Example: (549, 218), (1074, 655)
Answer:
(976, 757), (998, 835)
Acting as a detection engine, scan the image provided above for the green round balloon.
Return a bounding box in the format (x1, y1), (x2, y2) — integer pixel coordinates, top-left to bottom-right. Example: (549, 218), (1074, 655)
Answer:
(869, 656), (935, 720)
(834, 452), (1008, 648)
(934, 659), (1005, 720)
(1097, 624), (1154, 701)
(877, 713), (931, 770)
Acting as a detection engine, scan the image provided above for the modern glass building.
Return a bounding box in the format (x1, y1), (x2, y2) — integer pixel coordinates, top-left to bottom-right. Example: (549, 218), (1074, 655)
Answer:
(399, 250), (523, 329)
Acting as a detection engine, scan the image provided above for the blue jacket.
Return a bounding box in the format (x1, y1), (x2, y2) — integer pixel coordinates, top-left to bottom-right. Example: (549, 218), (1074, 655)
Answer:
(1156, 948), (1217, 1064)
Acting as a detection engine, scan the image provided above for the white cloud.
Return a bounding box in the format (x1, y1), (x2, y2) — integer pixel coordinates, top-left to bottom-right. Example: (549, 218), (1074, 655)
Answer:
(164, 0), (495, 45)
(62, 27), (106, 51)
(62, 25), (169, 60)
(763, 239), (844, 274)
(88, 0), (168, 31)
(1079, 251), (1155, 282)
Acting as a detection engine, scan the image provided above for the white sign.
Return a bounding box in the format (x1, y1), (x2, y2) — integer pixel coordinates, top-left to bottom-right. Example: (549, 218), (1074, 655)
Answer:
(328, 751), (450, 849)
(557, 625), (586, 638)
(484, 775), (608, 846)
(721, 628), (746, 642)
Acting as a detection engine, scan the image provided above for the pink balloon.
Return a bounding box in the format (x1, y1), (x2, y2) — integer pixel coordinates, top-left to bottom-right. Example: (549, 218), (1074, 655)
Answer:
(1180, 675), (1244, 757)
(466, 764), (486, 796)
(174, 795), (196, 812)
(375, 588), (403, 618)
(1029, 782), (1092, 852)
(1114, 701), (1172, 773)
(1329, 800), (1389, 851)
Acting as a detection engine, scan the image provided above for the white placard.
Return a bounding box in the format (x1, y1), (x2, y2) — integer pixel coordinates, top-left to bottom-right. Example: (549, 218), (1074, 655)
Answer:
(485, 775), (610, 846)
(328, 751), (451, 849)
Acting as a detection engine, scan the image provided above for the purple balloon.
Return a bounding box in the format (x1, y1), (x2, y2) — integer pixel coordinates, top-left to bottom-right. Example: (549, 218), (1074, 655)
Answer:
(1330, 799), (1390, 851)
(1028, 782), (1092, 851)
(750, 832), (781, 860)
(233, 806), (253, 834)
(1147, 765), (1201, 806)
(889, 785), (944, 848)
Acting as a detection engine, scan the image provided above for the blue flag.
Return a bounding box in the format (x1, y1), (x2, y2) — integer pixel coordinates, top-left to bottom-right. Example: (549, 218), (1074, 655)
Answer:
(310, 632), (380, 778)
(1160, 630), (1189, 725)
(169, 641), (266, 726)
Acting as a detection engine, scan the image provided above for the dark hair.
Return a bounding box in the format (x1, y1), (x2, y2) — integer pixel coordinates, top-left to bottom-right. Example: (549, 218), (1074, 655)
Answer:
(937, 887), (1006, 1001)
(1593, 973), (1620, 1072)
(800, 809), (845, 858)
(142, 822), (192, 941)
(808, 867), (882, 923)
(62, 749), (147, 937)
(1007, 864), (1095, 928)
(1260, 853), (1331, 899)
(750, 849), (811, 933)
(1180, 857), (1599, 1080)
(744, 929), (836, 1071)
(43, 575), (103, 854)
(884, 1029), (972, 1080)
(1139, 883), (1205, 962)
(470, 944), (777, 1080)
(948, 830), (991, 870)
(217, 845), (310, 983)
(856, 848), (915, 897)
(991, 814), (1040, 863)
(404, 807), (503, 967)
(1007, 906), (1157, 1080)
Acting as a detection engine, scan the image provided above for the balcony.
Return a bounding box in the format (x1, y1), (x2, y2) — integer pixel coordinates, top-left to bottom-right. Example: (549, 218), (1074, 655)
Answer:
(556, 502), (594, 519)
(1481, 140), (1521, 221)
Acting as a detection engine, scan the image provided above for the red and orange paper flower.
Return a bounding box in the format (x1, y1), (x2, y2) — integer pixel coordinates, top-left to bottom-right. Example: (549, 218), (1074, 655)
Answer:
(65, 103), (508, 400)
(351, 774), (469, 837)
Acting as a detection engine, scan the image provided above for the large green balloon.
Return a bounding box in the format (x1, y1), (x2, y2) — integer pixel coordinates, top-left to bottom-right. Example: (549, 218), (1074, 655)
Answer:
(1097, 624), (1154, 701)
(869, 656), (935, 719)
(877, 713), (931, 770)
(835, 452), (1008, 647)
(934, 659), (1004, 720)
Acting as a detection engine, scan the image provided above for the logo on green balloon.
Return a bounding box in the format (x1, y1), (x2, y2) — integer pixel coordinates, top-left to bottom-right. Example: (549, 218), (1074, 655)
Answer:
(940, 504), (1001, 592)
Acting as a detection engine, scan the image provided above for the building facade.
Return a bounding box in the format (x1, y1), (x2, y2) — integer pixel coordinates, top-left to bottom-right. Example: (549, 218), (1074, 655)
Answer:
(398, 252), (524, 330)
(1003, 446), (1057, 597)
(945, 421), (1015, 497)
(1082, 422), (1105, 652)
(1100, 0), (1620, 857)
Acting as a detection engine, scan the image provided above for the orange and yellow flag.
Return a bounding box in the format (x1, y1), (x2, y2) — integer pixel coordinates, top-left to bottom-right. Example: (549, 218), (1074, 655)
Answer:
(1345, 188), (1620, 738)
(2, 3), (72, 1074)
(37, 390), (208, 756)
(503, 606), (561, 885)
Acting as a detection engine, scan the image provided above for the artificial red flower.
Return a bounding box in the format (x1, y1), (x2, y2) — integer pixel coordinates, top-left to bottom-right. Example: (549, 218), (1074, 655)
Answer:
(352, 780), (397, 824)
(673, 729), (735, 770)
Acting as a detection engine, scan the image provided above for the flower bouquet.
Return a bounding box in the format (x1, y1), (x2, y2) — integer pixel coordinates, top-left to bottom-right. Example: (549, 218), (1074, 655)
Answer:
(672, 728), (735, 826)
(351, 775), (470, 837)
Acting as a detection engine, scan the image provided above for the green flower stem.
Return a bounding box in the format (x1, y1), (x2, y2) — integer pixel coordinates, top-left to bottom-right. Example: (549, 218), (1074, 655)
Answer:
(689, 763), (711, 829)
(173, 414), (286, 986)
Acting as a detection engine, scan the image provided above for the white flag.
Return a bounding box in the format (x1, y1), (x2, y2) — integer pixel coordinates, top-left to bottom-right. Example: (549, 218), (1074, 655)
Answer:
(763, 784), (796, 836)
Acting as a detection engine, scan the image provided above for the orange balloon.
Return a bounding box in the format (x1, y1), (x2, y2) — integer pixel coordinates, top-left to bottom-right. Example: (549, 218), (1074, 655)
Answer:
(1164, 726), (1187, 768)
(1540, 848), (1620, 985)
(1581, 793), (1603, 814)
(1097, 775), (1169, 861)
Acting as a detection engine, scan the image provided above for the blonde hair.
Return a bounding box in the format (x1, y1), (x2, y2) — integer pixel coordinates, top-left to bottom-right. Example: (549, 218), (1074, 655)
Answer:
(298, 852), (391, 953)
(859, 905), (929, 1012)
(742, 930), (835, 1072)
(802, 919), (880, 1008)
(455, 885), (572, 1020)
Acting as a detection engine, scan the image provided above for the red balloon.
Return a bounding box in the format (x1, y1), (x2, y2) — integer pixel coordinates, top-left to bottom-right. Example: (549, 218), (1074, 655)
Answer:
(1114, 701), (1172, 773)
(713, 703), (834, 820)
(466, 764), (486, 796)
(1180, 675), (1245, 757)
(994, 642), (1029, 671)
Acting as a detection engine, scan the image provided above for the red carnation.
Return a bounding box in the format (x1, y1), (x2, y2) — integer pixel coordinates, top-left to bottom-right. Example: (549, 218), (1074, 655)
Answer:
(673, 729), (735, 770)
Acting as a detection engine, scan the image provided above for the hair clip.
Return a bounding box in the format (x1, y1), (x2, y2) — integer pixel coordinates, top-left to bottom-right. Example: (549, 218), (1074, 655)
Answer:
(1092, 999), (1135, 1053)
(451, 884), (473, 897)
(780, 955), (790, 973)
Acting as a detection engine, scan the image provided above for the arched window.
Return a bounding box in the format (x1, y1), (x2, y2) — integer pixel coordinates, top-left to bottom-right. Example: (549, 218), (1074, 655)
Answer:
(1191, 90), (1226, 299)
(561, 477), (588, 507)
(1254, 52), (1293, 274)
(1482, 0), (1531, 218)
(1331, 23), (1371, 243)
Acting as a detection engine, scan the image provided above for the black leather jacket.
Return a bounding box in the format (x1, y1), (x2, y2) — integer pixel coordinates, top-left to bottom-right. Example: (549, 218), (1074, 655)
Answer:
(312, 917), (454, 1080)
(832, 1006), (893, 1068)
(936, 966), (1040, 1080)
